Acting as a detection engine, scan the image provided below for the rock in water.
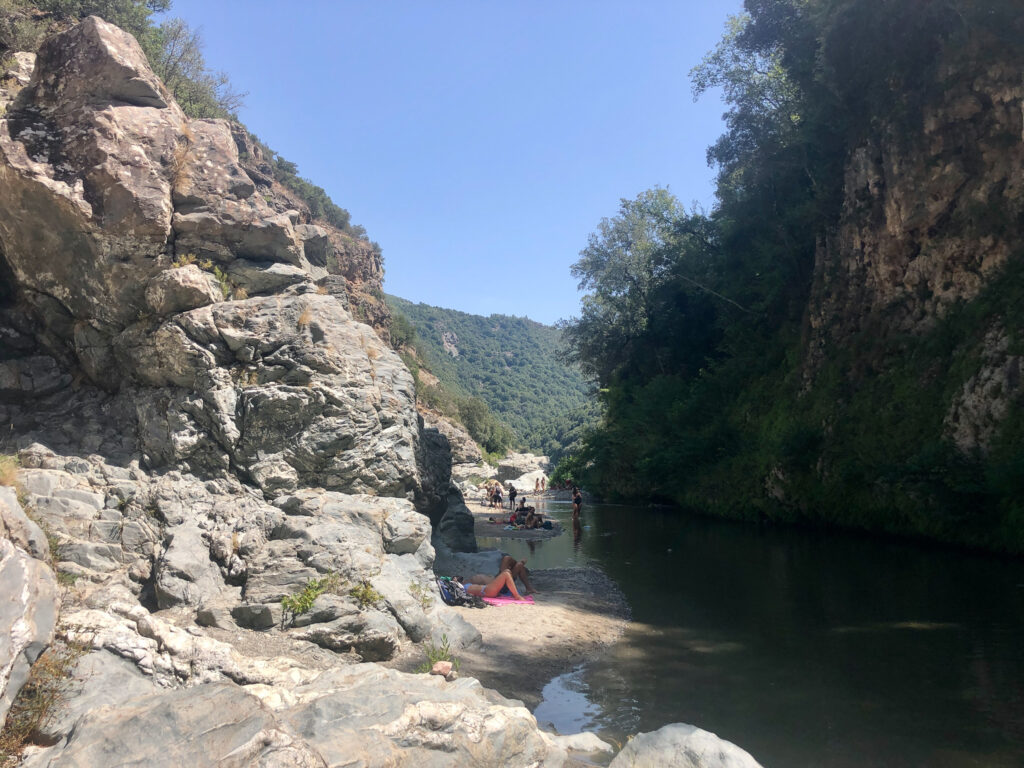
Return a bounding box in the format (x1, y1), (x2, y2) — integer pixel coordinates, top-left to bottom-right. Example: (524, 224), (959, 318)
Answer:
(609, 723), (763, 768)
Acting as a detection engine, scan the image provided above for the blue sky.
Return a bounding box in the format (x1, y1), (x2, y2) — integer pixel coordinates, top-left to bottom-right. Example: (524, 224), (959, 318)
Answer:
(162, 1), (744, 325)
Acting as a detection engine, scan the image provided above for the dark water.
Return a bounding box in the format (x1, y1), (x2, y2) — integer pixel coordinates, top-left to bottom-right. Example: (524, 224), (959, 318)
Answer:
(478, 500), (1024, 768)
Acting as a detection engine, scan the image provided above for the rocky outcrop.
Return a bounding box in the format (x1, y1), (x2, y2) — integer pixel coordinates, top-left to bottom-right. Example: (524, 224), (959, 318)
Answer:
(805, 58), (1024, 371)
(0, 447), (593, 766)
(608, 723), (763, 768)
(944, 326), (1023, 454)
(496, 452), (550, 484)
(0, 17), (424, 503)
(0, 485), (58, 732)
(420, 408), (482, 465)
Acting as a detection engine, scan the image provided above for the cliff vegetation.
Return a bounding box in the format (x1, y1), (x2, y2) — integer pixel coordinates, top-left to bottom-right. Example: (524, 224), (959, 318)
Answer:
(558, 0), (1024, 552)
(387, 295), (598, 461)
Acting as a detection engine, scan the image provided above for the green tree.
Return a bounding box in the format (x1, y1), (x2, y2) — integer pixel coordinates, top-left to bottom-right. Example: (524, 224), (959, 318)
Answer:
(147, 17), (244, 118)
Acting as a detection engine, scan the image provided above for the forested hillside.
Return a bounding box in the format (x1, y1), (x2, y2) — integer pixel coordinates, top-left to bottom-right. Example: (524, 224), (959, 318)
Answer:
(560, 0), (1024, 552)
(387, 295), (596, 459)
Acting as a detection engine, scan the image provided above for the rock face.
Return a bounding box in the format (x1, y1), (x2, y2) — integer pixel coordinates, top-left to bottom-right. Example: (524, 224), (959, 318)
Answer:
(496, 453), (550, 484)
(421, 408), (482, 465)
(805, 59), (1024, 370)
(608, 723), (763, 768)
(0, 487), (58, 732)
(944, 326), (1023, 454)
(0, 16), (423, 503)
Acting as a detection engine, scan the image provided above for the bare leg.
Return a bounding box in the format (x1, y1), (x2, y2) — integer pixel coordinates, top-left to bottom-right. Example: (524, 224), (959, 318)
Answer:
(511, 560), (536, 594)
(483, 569), (523, 600)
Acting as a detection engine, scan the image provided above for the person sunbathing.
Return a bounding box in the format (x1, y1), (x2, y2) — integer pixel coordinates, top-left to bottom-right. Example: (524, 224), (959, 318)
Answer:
(458, 570), (525, 600)
(469, 555), (536, 594)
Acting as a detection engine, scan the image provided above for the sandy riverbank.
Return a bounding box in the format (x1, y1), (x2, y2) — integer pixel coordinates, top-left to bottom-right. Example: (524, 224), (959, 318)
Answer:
(393, 511), (631, 710)
(448, 566), (629, 709)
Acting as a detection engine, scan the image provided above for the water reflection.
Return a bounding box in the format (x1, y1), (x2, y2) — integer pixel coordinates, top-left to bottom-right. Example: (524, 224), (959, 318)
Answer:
(490, 500), (1024, 767)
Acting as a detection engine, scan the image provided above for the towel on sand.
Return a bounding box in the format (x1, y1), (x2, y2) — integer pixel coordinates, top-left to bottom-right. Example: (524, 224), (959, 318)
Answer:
(481, 594), (535, 606)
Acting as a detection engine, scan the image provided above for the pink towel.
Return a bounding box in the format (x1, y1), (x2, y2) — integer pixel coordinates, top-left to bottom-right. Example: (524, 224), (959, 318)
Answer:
(481, 594), (535, 606)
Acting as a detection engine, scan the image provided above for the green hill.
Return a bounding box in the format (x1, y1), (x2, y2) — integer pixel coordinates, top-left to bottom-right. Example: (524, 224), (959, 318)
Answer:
(386, 296), (597, 459)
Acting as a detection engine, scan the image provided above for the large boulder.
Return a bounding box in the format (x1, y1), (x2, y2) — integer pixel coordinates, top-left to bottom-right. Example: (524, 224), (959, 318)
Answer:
(122, 294), (421, 497)
(19, 681), (324, 768)
(0, 537), (59, 731)
(496, 453), (550, 484)
(0, 16), (312, 389)
(609, 723), (763, 768)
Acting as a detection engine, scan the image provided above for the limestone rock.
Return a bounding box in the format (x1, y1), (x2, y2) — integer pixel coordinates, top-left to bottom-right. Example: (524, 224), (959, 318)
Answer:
(145, 264), (223, 315)
(550, 731), (614, 754)
(20, 681), (325, 768)
(435, 486), (477, 554)
(0, 485), (49, 561)
(0, 537), (59, 731)
(804, 59), (1024, 376)
(421, 410), (482, 465)
(125, 295), (421, 499)
(496, 452), (550, 484)
(0, 15), (311, 387)
(944, 326), (1022, 454)
(281, 665), (562, 767)
(608, 723), (763, 768)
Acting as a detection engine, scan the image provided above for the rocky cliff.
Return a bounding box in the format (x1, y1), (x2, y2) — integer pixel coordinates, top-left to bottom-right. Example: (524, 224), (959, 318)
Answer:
(803, 56), (1024, 454)
(0, 17), (564, 767)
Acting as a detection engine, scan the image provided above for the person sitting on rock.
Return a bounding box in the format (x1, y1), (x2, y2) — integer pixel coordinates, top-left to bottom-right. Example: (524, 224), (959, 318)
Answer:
(457, 569), (526, 600)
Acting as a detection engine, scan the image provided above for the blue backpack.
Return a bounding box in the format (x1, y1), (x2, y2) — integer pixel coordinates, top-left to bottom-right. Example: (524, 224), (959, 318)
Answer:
(436, 577), (485, 608)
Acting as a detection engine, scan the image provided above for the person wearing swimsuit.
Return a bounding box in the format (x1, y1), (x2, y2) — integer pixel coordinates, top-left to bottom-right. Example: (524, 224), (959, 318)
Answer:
(459, 570), (525, 600)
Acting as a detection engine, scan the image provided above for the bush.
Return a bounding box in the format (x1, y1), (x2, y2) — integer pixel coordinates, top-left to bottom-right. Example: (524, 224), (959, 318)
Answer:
(281, 572), (339, 622)
(414, 634), (461, 674)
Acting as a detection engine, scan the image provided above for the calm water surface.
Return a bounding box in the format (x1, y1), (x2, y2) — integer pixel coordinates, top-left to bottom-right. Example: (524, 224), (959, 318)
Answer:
(479, 500), (1024, 767)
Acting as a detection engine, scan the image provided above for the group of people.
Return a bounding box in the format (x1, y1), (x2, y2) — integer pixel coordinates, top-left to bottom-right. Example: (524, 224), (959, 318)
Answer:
(456, 488), (588, 600)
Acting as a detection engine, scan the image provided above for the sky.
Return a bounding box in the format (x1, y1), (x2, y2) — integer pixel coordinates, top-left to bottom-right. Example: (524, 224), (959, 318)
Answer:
(162, 1), (745, 325)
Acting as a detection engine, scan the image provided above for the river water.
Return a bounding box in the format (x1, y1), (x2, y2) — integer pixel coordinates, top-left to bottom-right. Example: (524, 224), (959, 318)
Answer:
(478, 499), (1024, 767)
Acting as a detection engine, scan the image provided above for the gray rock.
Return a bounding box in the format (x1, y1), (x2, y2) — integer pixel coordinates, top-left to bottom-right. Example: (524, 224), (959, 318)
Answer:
(496, 453), (550, 484)
(227, 259), (310, 295)
(0, 538), (59, 730)
(435, 487), (477, 553)
(22, 681), (324, 768)
(34, 651), (159, 745)
(0, 485), (50, 561)
(0, 355), (72, 401)
(608, 723), (764, 768)
(282, 665), (560, 767)
(145, 265), (223, 315)
(153, 523), (227, 609)
(232, 603), (280, 631)
(289, 594), (358, 628)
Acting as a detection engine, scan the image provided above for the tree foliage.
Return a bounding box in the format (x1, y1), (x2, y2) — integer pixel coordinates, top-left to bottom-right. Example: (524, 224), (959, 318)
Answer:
(560, 0), (1024, 551)
(387, 295), (596, 460)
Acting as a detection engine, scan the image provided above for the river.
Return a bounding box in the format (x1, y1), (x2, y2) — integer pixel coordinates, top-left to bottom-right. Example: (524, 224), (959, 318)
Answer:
(478, 499), (1024, 767)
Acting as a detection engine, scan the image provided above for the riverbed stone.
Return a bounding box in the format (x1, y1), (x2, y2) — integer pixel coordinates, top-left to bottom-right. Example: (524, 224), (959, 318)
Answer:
(608, 723), (764, 768)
